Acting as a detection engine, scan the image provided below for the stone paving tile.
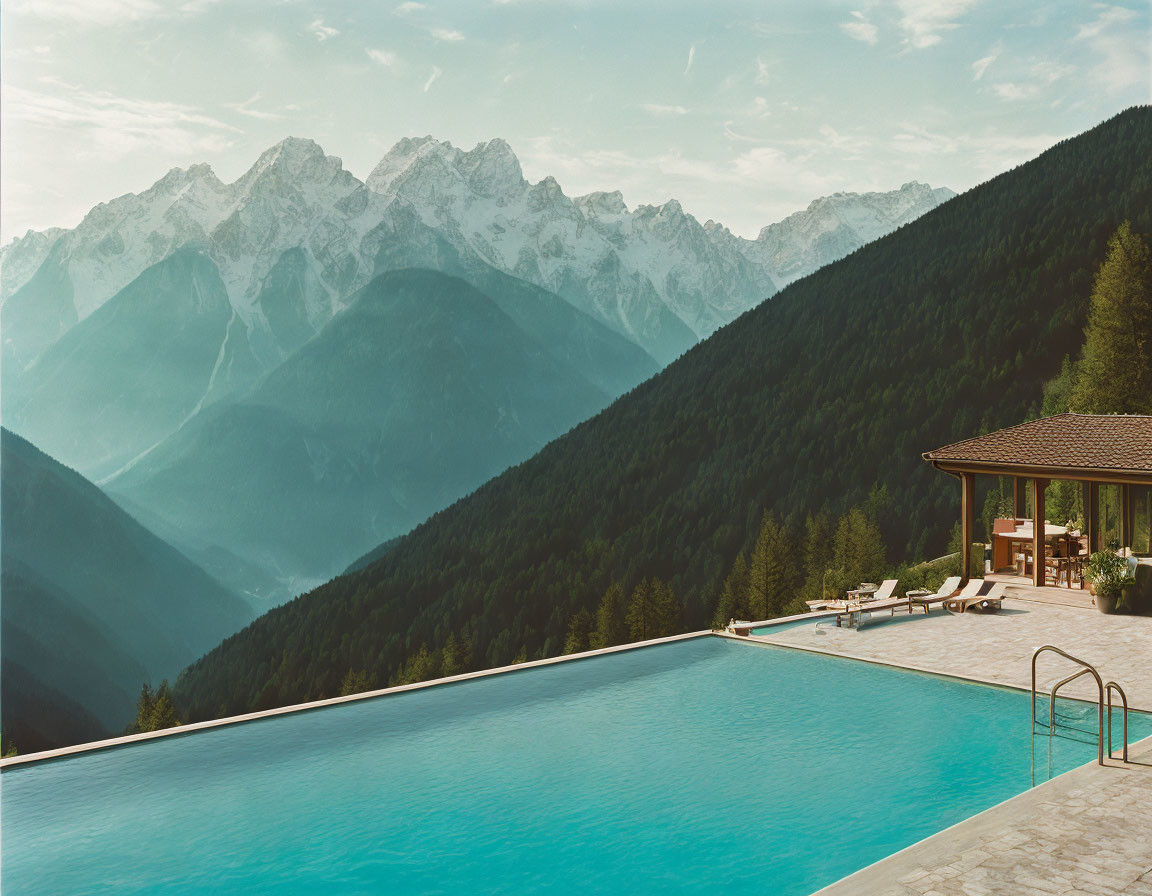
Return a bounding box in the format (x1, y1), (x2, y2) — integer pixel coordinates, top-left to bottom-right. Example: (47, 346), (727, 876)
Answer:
(754, 600), (1152, 709)
(778, 600), (1152, 896)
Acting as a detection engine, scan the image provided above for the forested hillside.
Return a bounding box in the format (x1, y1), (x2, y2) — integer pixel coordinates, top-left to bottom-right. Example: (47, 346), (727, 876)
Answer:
(176, 108), (1152, 722)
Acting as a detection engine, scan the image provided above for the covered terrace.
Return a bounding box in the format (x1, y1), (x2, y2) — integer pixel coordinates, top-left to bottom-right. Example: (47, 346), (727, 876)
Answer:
(923, 413), (1152, 590)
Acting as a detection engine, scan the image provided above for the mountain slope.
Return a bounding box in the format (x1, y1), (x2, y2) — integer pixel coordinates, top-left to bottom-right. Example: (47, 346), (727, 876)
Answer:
(173, 108), (1152, 721)
(0, 429), (254, 750)
(3, 249), (262, 478)
(108, 269), (639, 580)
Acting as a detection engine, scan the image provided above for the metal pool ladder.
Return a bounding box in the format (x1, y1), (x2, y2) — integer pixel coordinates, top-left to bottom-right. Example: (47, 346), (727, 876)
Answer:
(1031, 645), (1129, 765)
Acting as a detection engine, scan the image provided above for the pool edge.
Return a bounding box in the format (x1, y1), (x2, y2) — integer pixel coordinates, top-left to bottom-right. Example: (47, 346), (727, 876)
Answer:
(0, 629), (716, 769)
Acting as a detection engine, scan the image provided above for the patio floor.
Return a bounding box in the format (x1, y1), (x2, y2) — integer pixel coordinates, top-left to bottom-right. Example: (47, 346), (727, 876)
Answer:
(750, 597), (1152, 710)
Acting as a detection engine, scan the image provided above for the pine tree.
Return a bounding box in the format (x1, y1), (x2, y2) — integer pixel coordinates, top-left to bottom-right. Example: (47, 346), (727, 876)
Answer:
(340, 669), (372, 696)
(441, 632), (465, 676)
(626, 578), (658, 641)
(833, 508), (887, 589)
(136, 680), (181, 733)
(399, 646), (438, 684)
(652, 578), (681, 638)
(746, 514), (775, 620)
(590, 583), (628, 649)
(712, 552), (750, 627)
(800, 511), (836, 602)
(563, 607), (594, 654)
(1070, 222), (1152, 414)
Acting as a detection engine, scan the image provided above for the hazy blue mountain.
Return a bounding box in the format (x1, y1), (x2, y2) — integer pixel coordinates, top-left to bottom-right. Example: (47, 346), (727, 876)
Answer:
(365, 209), (661, 396)
(0, 428), (253, 751)
(3, 249), (262, 480)
(108, 268), (644, 581)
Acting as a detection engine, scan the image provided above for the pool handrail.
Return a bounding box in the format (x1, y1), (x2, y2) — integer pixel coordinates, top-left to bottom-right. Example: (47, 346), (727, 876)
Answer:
(1031, 645), (1104, 766)
(1106, 680), (1130, 763)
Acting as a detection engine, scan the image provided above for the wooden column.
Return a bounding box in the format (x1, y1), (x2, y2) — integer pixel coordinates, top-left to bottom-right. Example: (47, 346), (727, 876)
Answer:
(1122, 484), (1133, 550)
(1085, 481), (1099, 553)
(1013, 477), (1027, 520)
(1032, 478), (1049, 587)
(961, 472), (976, 585)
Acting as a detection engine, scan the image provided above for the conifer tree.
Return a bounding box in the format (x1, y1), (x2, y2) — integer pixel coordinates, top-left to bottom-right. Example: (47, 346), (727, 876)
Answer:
(135, 680), (181, 732)
(340, 669), (372, 696)
(653, 579), (681, 637)
(441, 632), (465, 676)
(563, 608), (595, 654)
(625, 578), (657, 641)
(832, 508), (887, 588)
(801, 511), (836, 602)
(747, 513), (802, 619)
(1070, 222), (1152, 414)
(590, 583), (628, 649)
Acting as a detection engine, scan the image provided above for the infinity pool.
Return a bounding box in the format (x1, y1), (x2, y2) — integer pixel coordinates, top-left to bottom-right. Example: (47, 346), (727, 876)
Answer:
(4, 637), (1148, 895)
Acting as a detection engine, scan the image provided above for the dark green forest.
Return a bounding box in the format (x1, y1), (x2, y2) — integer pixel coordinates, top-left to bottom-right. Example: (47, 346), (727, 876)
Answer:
(175, 108), (1152, 723)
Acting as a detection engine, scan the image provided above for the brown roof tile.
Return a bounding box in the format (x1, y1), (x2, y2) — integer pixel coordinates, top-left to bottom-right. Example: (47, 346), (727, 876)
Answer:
(924, 413), (1152, 473)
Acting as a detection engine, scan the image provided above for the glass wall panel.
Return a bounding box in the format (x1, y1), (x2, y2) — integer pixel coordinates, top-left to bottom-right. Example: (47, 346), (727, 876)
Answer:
(1099, 484), (1123, 550)
(1133, 486), (1151, 556)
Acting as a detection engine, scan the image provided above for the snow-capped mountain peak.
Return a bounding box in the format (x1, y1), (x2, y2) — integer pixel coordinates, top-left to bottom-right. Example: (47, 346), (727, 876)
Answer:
(753, 180), (957, 286)
(2, 135), (954, 369)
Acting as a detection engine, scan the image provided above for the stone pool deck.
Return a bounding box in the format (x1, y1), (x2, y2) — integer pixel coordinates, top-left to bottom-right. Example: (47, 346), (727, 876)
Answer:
(741, 599), (1152, 896)
(750, 599), (1152, 710)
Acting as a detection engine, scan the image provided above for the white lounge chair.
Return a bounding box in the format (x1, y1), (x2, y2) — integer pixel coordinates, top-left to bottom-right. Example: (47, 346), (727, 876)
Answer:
(908, 576), (961, 614)
(942, 579), (989, 614)
(863, 579), (899, 604)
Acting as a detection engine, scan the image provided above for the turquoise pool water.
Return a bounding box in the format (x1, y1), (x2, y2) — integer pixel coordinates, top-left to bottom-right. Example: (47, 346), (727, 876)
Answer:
(4, 637), (1148, 895)
(750, 617), (825, 635)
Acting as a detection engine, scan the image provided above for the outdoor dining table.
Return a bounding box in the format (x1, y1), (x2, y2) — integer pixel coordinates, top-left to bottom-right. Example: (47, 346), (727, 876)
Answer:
(994, 523), (1068, 574)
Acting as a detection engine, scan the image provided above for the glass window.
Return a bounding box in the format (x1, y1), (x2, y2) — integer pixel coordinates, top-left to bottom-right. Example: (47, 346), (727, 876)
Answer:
(1133, 486), (1152, 556)
(1099, 484), (1123, 550)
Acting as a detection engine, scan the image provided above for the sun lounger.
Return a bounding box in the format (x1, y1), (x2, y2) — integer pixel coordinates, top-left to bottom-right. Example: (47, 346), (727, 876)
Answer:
(861, 579), (898, 604)
(908, 576), (961, 614)
(835, 580), (905, 628)
(943, 581), (1005, 614)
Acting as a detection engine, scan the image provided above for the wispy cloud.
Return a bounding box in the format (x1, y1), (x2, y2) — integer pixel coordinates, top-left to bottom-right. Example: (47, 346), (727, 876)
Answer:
(223, 92), (283, 121)
(1074, 4), (1148, 94)
(971, 44), (1000, 80)
(754, 55), (772, 86)
(308, 18), (339, 41)
(394, 1), (424, 12)
(423, 66), (442, 92)
(429, 27), (465, 41)
(992, 82), (1036, 101)
(641, 103), (688, 116)
(840, 11), (879, 45)
(896, 0), (980, 49)
(366, 48), (398, 66)
(992, 59), (1073, 101)
(6, 83), (238, 159)
(684, 44), (696, 76)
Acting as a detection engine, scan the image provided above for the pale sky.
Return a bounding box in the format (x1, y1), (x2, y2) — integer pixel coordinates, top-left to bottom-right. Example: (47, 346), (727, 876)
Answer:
(1, 0), (1149, 242)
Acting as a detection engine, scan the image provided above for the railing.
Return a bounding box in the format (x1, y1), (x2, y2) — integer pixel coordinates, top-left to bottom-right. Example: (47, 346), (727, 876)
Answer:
(1106, 681), (1130, 762)
(1030, 645), (1130, 766)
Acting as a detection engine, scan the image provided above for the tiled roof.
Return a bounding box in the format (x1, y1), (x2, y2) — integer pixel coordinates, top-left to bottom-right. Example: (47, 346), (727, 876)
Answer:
(924, 414), (1152, 473)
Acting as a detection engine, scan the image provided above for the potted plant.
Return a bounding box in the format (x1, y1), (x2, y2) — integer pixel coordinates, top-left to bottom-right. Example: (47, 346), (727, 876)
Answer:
(1084, 550), (1136, 614)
